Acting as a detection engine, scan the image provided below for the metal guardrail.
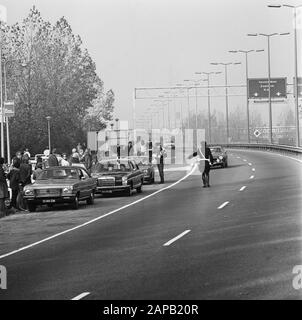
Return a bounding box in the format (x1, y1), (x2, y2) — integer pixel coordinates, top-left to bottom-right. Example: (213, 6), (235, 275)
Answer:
(215, 143), (302, 157)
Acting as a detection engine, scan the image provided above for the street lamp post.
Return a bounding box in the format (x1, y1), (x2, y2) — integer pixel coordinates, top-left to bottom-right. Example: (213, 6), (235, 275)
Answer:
(268, 4), (302, 146)
(184, 79), (200, 132)
(210, 62), (241, 143)
(248, 32), (290, 144)
(46, 116), (51, 153)
(195, 71), (222, 143)
(229, 49), (264, 143)
(115, 118), (120, 159)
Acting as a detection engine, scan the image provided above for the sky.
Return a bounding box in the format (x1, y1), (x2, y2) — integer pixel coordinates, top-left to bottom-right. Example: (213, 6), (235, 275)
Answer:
(1, 0), (301, 128)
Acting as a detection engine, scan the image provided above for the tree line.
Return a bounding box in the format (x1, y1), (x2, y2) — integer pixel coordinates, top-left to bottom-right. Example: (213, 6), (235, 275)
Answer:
(2, 6), (114, 157)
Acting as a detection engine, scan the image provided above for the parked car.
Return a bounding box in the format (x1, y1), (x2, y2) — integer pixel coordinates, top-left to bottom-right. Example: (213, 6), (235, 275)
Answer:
(91, 158), (144, 196)
(209, 146), (228, 168)
(23, 166), (96, 212)
(131, 156), (155, 184)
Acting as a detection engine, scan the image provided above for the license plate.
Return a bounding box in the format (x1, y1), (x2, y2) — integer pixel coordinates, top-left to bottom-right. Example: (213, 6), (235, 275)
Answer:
(102, 190), (112, 193)
(42, 199), (56, 203)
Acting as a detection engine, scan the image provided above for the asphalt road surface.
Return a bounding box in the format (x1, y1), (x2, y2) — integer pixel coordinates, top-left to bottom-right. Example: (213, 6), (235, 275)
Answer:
(1, 149), (302, 300)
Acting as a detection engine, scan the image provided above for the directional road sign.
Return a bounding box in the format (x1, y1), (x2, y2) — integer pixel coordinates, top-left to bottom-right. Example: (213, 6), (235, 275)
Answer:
(248, 78), (287, 99)
(0, 101), (15, 117)
(253, 129), (261, 138)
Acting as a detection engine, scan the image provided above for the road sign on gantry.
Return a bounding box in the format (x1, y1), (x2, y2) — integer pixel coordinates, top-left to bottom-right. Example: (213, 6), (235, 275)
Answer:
(248, 78), (287, 99)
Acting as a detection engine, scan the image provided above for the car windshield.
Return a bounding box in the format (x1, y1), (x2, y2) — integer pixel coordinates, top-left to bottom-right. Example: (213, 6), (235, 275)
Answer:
(210, 147), (222, 153)
(91, 160), (132, 173)
(37, 168), (79, 180)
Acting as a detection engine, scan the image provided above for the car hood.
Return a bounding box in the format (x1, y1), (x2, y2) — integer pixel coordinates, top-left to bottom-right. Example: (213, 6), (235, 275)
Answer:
(27, 179), (79, 188)
(139, 164), (151, 170)
(91, 172), (129, 178)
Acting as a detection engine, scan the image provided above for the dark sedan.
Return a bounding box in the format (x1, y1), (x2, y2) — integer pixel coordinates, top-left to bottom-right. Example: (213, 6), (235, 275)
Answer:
(23, 166), (97, 212)
(131, 156), (155, 184)
(91, 158), (144, 196)
(210, 146), (228, 168)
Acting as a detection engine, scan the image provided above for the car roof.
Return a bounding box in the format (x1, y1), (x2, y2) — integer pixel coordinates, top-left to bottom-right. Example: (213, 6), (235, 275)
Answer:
(99, 158), (135, 162)
(43, 166), (86, 170)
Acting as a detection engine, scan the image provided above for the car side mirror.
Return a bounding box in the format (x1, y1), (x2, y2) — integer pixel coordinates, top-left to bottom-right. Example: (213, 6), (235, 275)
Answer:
(81, 176), (86, 180)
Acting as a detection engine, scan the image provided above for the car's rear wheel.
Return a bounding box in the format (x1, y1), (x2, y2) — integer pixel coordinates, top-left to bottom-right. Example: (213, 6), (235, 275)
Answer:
(126, 185), (132, 196)
(136, 182), (143, 193)
(27, 203), (36, 212)
(87, 191), (94, 205)
(150, 174), (155, 184)
(71, 195), (79, 210)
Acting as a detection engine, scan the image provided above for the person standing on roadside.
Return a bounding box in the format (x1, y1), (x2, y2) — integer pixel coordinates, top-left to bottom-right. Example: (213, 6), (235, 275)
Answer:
(153, 144), (167, 184)
(43, 146), (50, 157)
(19, 155), (32, 187)
(7, 158), (21, 212)
(84, 148), (92, 172)
(48, 148), (59, 167)
(0, 157), (9, 217)
(32, 162), (43, 180)
(24, 148), (31, 158)
(190, 141), (213, 188)
(70, 148), (80, 164)
(61, 153), (70, 166)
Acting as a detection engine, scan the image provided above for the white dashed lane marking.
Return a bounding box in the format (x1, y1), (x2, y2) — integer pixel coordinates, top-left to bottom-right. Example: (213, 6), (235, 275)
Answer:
(239, 186), (246, 192)
(71, 292), (90, 300)
(250, 175), (255, 179)
(252, 168), (256, 172)
(217, 201), (230, 210)
(163, 230), (191, 246)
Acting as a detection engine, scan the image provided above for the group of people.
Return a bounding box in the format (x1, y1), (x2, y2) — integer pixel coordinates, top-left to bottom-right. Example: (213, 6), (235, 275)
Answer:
(41, 144), (94, 171)
(0, 149), (33, 216)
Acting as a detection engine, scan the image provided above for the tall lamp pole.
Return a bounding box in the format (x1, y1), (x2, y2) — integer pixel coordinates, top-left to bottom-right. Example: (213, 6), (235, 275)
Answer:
(229, 49), (264, 143)
(268, 4), (302, 146)
(210, 62), (241, 143)
(248, 32), (290, 144)
(195, 71), (222, 143)
(46, 116), (51, 153)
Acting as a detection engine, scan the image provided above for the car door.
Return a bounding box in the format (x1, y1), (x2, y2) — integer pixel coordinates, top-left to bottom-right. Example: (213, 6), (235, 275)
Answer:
(130, 161), (140, 187)
(78, 168), (90, 198)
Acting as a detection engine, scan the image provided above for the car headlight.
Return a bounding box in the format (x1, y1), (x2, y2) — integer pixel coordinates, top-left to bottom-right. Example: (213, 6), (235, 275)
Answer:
(122, 176), (128, 185)
(219, 156), (223, 160)
(24, 189), (34, 196)
(62, 186), (73, 193)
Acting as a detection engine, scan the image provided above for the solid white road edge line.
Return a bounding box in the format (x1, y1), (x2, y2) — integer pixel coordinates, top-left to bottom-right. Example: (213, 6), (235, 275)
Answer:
(163, 230), (191, 246)
(218, 201), (229, 210)
(239, 186), (246, 192)
(0, 165), (197, 260)
(71, 292), (90, 300)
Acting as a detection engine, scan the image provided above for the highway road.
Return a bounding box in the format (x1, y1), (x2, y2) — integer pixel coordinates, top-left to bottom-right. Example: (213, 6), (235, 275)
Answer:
(0, 149), (302, 300)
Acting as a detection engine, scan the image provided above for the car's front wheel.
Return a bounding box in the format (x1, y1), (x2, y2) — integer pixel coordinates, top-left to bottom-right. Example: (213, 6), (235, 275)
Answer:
(71, 195), (79, 210)
(87, 191), (94, 205)
(27, 203), (36, 212)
